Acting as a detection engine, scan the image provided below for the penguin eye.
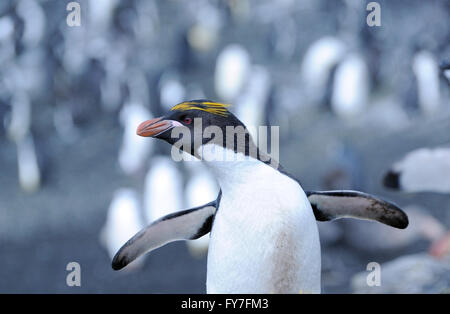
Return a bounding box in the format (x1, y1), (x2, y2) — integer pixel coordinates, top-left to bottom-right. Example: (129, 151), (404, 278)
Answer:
(183, 117), (192, 125)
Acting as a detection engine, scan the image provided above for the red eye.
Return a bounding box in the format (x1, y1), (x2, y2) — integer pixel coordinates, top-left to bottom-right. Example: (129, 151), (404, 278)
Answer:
(183, 117), (192, 124)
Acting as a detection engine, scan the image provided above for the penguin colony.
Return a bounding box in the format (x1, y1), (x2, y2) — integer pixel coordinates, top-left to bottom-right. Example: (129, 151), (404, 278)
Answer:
(1, 0), (447, 294)
(111, 100), (409, 294)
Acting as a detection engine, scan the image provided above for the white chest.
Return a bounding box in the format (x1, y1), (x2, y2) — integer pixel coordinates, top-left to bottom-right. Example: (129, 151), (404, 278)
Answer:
(205, 162), (321, 294)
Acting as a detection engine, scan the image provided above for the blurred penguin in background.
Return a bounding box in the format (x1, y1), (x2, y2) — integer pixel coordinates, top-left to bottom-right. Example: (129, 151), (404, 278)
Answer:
(214, 44), (251, 103)
(330, 53), (369, 119)
(100, 188), (145, 270)
(0, 15), (15, 61)
(118, 101), (153, 176)
(215, 44), (271, 140)
(300, 36), (347, 106)
(16, 134), (41, 193)
(16, 0), (46, 48)
(143, 156), (184, 224)
(6, 91), (41, 193)
(384, 146), (450, 194)
(412, 50), (441, 116)
(158, 70), (187, 112)
(1, 1), (47, 193)
(235, 65), (271, 141)
(185, 1), (223, 55)
(88, 0), (119, 36)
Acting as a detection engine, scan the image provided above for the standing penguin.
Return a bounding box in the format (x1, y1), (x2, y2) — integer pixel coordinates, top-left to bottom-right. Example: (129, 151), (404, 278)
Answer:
(112, 100), (408, 293)
(383, 146), (450, 193)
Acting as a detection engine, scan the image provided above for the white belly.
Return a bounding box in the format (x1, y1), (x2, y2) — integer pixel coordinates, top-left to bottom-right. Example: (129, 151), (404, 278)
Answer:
(206, 171), (321, 294)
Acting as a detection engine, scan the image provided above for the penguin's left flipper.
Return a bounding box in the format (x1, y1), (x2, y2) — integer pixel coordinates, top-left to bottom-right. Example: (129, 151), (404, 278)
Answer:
(111, 201), (217, 271)
(306, 190), (409, 229)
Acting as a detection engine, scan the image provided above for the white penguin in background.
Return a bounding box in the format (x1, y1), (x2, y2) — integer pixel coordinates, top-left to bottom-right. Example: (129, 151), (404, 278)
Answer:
(159, 71), (186, 111)
(184, 158), (219, 258)
(412, 51), (441, 116)
(100, 189), (145, 270)
(118, 101), (153, 176)
(16, 0), (46, 48)
(235, 65), (271, 140)
(214, 44), (251, 102)
(0, 16), (15, 60)
(300, 36), (347, 105)
(331, 53), (369, 119)
(384, 146), (450, 193)
(16, 134), (41, 193)
(143, 156), (184, 224)
(186, 3), (223, 53)
(7, 92), (31, 143)
(88, 0), (119, 34)
(6, 92), (41, 193)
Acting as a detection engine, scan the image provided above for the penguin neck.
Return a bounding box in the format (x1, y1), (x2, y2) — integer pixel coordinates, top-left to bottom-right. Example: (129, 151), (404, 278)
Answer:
(198, 143), (275, 191)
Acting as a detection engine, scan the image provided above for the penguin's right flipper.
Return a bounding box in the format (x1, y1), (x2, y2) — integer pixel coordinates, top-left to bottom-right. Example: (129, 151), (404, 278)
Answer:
(112, 200), (217, 271)
(306, 190), (408, 229)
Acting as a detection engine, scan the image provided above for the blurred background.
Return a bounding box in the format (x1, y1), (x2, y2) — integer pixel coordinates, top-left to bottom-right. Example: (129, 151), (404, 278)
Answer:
(0, 0), (449, 293)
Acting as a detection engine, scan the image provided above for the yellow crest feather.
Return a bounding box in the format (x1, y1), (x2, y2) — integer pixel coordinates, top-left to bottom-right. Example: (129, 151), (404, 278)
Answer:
(170, 100), (231, 117)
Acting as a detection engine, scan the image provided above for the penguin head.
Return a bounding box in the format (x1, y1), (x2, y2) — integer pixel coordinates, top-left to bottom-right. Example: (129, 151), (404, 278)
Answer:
(137, 99), (256, 159)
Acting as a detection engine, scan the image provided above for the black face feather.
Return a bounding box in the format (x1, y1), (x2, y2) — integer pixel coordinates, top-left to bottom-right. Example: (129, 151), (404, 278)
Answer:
(155, 100), (258, 159)
(136, 99), (278, 168)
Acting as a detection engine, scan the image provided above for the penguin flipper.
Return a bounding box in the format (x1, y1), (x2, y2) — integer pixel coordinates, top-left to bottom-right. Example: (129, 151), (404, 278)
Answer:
(111, 200), (217, 270)
(306, 190), (409, 229)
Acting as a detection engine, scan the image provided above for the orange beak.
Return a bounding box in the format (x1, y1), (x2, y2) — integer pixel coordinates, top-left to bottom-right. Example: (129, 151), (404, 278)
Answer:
(136, 117), (182, 137)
